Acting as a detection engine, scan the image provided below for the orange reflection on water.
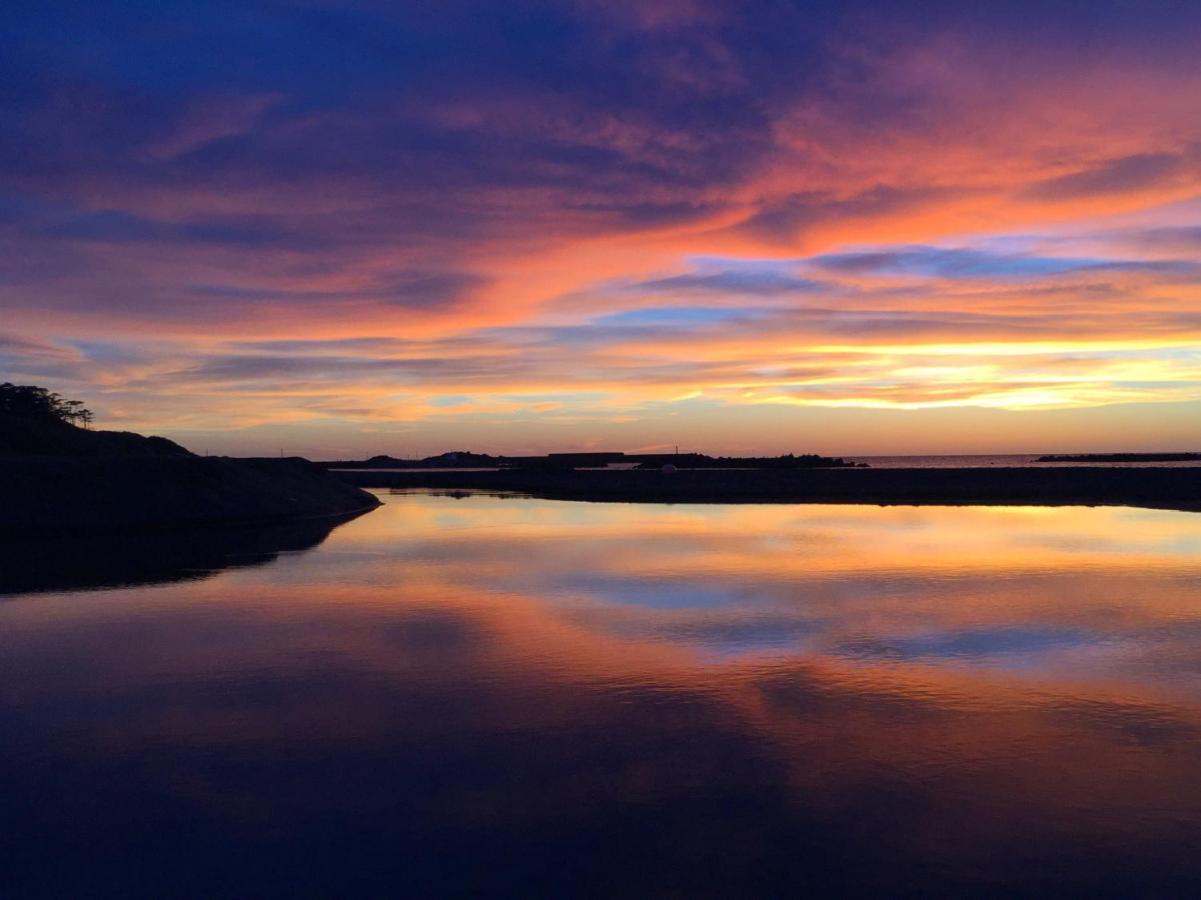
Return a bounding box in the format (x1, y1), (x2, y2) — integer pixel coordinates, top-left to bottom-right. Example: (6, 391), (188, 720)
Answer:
(6, 492), (1201, 893)
(297, 493), (1201, 693)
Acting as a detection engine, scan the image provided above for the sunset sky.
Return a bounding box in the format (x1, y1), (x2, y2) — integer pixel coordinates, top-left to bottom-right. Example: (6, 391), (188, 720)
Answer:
(5, 1), (1201, 457)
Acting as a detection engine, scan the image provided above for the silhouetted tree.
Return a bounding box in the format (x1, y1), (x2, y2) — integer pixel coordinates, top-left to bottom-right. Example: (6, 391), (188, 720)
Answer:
(0, 383), (93, 427)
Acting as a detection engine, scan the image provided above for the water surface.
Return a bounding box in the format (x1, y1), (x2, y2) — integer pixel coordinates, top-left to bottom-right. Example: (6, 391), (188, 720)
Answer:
(5, 491), (1201, 896)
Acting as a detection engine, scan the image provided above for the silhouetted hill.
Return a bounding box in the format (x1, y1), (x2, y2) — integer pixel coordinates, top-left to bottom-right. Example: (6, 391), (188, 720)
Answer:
(0, 415), (379, 535)
(0, 413), (190, 457)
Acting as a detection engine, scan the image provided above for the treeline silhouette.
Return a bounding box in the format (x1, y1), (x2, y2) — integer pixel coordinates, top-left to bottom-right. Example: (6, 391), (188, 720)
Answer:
(0, 382), (93, 427)
(0, 382), (191, 458)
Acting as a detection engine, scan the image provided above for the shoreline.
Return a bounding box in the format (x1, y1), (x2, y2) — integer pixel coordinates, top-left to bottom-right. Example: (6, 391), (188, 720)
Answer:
(335, 466), (1201, 513)
(1, 455), (382, 538)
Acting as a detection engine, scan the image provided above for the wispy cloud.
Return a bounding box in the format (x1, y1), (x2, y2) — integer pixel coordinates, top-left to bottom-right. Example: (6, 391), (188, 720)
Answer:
(4, 1), (1201, 452)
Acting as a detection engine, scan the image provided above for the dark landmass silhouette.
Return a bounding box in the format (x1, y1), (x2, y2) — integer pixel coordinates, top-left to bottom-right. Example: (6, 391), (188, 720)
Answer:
(1036, 452), (1201, 463)
(7, 375), (1199, 530)
(0, 410), (190, 457)
(321, 450), (865, 469)
(334, 466), (1201, 514)
(631, 453), (866, 470)
(0, 412), (379, 536)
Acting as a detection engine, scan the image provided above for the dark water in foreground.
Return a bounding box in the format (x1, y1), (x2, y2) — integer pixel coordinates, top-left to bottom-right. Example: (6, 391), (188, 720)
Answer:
(6, 492), (1201, 897)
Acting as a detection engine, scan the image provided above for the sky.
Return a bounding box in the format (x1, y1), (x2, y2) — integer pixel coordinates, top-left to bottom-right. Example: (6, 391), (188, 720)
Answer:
(4, 0), (1201, 457)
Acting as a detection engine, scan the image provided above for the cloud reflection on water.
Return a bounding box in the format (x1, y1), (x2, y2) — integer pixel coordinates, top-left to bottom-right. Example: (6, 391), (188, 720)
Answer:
(5, 493), (1201, 894)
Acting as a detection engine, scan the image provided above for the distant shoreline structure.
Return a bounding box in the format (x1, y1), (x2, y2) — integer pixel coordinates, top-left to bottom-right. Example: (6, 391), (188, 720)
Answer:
(332, 466), (1201, 515)
(320, 449), (1201, 472)
(1035, 452), (1201, 463)
(318, 450), (866, 470)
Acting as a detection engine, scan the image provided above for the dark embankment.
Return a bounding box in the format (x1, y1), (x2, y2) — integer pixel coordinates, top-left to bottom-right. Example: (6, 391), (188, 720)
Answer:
(333, 466), (1201, 513)
(0, 414), (380, 536)
(2, 455), (381, 536)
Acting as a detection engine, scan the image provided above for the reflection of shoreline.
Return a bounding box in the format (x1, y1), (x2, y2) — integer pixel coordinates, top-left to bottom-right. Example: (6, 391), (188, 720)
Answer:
(341, 466), (1201, 513)
(0, 508), (370, 596)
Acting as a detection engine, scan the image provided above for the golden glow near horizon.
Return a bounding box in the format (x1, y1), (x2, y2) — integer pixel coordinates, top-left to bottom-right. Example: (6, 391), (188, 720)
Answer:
(5, 4), (1201, 456)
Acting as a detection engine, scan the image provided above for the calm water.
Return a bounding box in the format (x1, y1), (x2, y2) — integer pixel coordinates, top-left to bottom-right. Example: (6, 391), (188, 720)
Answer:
(6, 491), (1201, 896)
